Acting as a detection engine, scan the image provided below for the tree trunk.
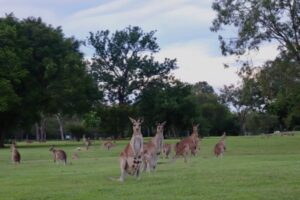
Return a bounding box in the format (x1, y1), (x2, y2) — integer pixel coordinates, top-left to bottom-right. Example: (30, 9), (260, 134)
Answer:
(35, 123), (40, 141)
(40, 115), (47, 142)
(56, 113), (65, 140)
(36, 114), (47, 142)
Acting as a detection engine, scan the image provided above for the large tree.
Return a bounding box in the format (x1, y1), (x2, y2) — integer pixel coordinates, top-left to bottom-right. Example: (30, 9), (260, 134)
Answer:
(211, 0), (300, 61)
(87, 26), (177, 105)
(0, 14), (99, 146)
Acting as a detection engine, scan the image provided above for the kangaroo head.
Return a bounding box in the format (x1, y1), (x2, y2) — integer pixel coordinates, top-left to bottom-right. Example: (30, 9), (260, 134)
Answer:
(220, 132), (226, 141)
(129, 117), (143, 135)
(192, 124), (199, 137)
(156, 121), (166, 136)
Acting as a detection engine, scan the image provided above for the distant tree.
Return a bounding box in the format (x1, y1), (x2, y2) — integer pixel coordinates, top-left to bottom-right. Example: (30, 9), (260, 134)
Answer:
(211, 0), (300, 61)
(87, 26), (177, 105)
(192, 81), (214, 95)
(0, 14), (100, 147)
(97, 104), (138, 138)
(256, 56), (300, 130)
(219, 80), (261, 135)
(136, 80), (200, 137)
(245, 111), (278, 134)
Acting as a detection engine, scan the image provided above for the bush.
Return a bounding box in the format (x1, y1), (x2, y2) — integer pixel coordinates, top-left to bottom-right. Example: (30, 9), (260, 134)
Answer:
(67, 124), (86, 141)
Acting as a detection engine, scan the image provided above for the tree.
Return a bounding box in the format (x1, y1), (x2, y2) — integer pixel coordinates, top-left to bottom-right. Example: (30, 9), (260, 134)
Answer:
(191, 81), (214, 95)
(87, 26), (177, 105)
(256, 56), (300, 130)
(219, 78), (263, 135)
(136, 80), (200, 137)
(211, 0), (300, 61)
(0, 14), (99, 146)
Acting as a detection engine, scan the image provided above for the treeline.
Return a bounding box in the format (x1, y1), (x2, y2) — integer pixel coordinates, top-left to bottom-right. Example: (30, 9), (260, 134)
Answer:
(1, 3), (300, 146)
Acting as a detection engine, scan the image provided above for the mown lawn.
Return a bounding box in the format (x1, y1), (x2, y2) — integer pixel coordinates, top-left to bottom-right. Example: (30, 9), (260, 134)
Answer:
(0, 133), (300, 200)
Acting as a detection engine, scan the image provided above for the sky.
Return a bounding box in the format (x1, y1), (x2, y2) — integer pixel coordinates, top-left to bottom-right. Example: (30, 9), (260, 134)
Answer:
(0, 0), (279, 91)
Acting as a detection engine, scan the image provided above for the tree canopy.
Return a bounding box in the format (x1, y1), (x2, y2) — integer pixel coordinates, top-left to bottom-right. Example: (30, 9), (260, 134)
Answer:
(87, 26), (177, 105)
(211, 0), (300, 61)
(0, 14), (100, 146)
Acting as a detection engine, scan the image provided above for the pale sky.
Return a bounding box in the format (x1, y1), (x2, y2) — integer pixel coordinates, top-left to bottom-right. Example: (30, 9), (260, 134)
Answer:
(0, 0), (279, 90)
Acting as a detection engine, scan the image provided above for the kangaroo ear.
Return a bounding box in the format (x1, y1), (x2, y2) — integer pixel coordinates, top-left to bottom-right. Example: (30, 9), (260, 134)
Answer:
(129, 117), (136, 123)
(161, 121), (166, 126)
(139, 117), (144, 123)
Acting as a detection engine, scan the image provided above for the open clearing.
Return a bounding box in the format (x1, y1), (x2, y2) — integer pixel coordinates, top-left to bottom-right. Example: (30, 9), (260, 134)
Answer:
(1, 134), (300, 200)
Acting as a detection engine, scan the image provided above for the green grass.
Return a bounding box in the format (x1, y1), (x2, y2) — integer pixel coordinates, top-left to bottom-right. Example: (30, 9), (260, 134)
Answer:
(1, 133), (300, 200)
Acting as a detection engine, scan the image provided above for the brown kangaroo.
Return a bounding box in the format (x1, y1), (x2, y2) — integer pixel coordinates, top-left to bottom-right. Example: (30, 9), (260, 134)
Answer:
(85, 137), (92, 151)
(173, 124), (200, 163)
(49, 145), (67, 165)
(163, 143), (171, 159)
(143, 121), (166, 172)
(119, 117), (144, 182)
(103, 140), (117, 150)
(214, 132), (226, 157)
(11, 143), (21, 164)
(72, 152), (79, 160)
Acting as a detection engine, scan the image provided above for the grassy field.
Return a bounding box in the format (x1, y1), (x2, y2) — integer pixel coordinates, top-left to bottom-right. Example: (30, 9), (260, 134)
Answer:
(1, 133), (300, 200)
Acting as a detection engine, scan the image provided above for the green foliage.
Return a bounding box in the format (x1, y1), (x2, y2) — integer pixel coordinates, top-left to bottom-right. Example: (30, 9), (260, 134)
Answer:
(66, 124), (86, 141)
(136, 80), (238, 137)
(245, 111), (278, 134)
(136, 80), (197, 137)
(87, 26), (177, 105)
(211, 0), (300, 61)
(83, 111), (101, 129)
(0, 14), (100, 146)
(97, 104), (138, 138)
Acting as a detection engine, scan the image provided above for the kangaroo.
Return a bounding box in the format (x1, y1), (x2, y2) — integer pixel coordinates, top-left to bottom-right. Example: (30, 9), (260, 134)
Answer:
(85, 137), (92, 151)
(119, 117), (144, 182)
(72, 152), (79, 160)
(163, 143), (171, 159)
(173, 124), (200, 163)
(11, 143), (21, 164)
(214, 132), (226, 157)
(49, 145), (67, 165)
(143, 121), (166, 172)
(103, 140), (117, 150)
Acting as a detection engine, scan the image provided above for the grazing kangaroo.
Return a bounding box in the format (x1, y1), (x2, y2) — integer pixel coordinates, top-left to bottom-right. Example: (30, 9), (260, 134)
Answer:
(103, 140), (117, 150)
(72, 152), (79, 160)
(119, 117), (144, 182)
(173, 124), (200, 163)
(143, 122), (166, 172)
(11, 143), (21, 164)
(49, 145), (67, 165)
(214, 132), (226, 157)
(163, 143), (171, 159)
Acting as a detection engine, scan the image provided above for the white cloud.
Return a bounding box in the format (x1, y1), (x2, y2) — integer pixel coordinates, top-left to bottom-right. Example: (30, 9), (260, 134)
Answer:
(0, 4), (58, 25)
(72, 0), (134, 19)
(155, 40), (279, 90)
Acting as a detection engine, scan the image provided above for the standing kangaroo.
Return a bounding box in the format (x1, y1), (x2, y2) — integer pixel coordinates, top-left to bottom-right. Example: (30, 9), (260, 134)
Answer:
(214, 132), (226, 157)
(143, 121), (166, 172)
(119, 117), (144, 182)
(11, 143), (21, 164)
(173, 124), (200, 163)
(84, 137), (92, 151)
(49, 145), (67, 165)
